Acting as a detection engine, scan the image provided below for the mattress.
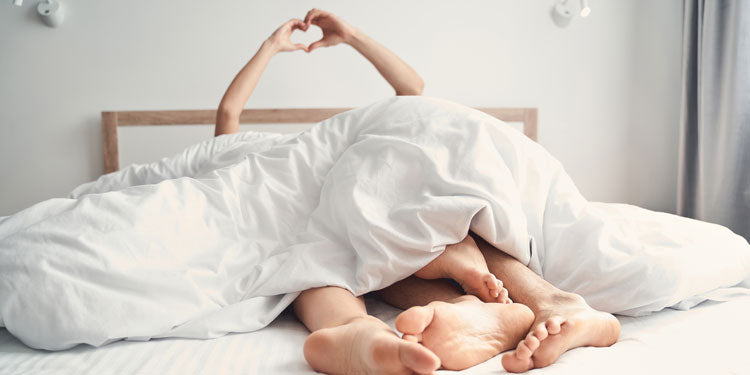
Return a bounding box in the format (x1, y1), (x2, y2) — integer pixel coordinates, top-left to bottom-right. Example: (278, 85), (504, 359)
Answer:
(1, 294), (748, 374)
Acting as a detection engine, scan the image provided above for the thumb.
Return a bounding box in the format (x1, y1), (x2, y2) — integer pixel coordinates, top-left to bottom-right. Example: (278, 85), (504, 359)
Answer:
(293, 43), (308, 52)
(308, 39), (328, 52)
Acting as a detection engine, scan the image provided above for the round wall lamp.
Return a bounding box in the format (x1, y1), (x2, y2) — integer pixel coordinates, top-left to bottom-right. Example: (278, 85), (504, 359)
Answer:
(10, 0), (65, 28)
(551, 0), (591, 28)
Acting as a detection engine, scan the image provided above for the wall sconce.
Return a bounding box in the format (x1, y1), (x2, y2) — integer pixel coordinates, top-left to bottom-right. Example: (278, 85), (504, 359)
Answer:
(9, 0), (65, 27)
(551, 0), (591, 28)
(580, 0), (591, 17)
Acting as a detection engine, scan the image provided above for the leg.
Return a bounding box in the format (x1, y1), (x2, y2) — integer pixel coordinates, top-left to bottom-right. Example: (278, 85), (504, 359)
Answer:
(294, 285), (368, 331)
(373, 276), (465, 309)
(412, 235), (510, 303)
(294, 286), (440, 375)
(472, 234), (621, 372)
(375, 243), (534, 371)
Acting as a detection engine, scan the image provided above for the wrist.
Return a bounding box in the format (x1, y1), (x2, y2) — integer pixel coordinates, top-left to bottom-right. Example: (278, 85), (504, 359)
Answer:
(262, 39), (281, 55)
(344, 26), (363, 47)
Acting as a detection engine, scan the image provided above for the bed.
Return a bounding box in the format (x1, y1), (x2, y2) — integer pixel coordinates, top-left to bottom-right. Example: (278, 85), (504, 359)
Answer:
(100, 106), (538, 174)
(1, 295), (749, 374)
(1, 102), (748, 374)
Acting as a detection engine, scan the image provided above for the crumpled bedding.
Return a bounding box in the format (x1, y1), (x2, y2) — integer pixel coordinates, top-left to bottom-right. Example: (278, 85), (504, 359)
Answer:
(1, 96), (748, 350)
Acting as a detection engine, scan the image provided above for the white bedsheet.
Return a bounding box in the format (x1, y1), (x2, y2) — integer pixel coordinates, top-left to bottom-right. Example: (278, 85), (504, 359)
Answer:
(1, 97), (749, 351)
(1, 295), (748, 374)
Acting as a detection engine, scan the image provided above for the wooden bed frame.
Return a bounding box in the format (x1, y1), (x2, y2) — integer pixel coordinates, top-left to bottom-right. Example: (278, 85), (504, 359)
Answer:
(101, 107), (538, 174)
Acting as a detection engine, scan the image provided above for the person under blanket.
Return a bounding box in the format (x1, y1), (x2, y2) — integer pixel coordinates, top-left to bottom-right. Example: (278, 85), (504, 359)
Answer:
(216, 9), (620, 374)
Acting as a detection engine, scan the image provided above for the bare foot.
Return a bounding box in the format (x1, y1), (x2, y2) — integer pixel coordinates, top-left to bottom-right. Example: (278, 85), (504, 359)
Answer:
(395, 295), (534, 370)
(303, 315), (440, 375)
(415, 235), (510, 303)
(501, 293), (621, 372)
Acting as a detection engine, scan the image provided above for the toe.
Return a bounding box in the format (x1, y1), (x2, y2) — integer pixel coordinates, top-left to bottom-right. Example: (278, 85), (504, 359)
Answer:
(545, 316), (565, 335)
(398, 341), (441, 374)
(532, 322), (549, 340)
(402, 334), (420, 343)
(395, 305), (435, 336)
(302, 330), (331, 371)
(483, 274), (500, 298)
(501, 351), (534, 373)
(524, 333), (540, 351)
(498, 288), (510, 303)
(515, 341), (532, 359)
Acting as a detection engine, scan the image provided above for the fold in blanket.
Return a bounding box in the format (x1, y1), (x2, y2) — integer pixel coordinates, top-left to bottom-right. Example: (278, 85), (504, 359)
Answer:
(1, 97), (749, 350)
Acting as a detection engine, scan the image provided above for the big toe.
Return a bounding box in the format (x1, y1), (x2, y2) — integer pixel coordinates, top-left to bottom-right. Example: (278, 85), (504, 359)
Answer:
(398, 340), (441, 374)
(395, 305), (435, 336)
(501, 350), (534, 373)
(303, 329), (334, 371)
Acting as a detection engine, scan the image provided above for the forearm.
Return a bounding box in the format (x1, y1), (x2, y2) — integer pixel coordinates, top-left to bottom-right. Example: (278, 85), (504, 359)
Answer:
(346, 29), (424, 96)
(215, 40), (277, 137)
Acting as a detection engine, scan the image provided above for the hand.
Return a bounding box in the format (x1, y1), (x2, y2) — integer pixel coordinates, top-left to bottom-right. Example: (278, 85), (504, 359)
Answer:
(267, 19), (309, 53)
(304, 9), (356, 52)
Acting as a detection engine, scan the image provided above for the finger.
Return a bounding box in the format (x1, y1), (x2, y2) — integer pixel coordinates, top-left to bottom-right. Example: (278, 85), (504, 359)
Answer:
(304, 8), (321, 24)
(291, 19), (307, 31)
(310, 15), (326, 26)
(308, 10), (329, 26)
(308, 39), (328, 52)
(293, 43), (308, 52)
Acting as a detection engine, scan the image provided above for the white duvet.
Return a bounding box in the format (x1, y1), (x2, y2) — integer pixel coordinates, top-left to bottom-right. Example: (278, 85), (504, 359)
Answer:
(1, 97), (748, 350)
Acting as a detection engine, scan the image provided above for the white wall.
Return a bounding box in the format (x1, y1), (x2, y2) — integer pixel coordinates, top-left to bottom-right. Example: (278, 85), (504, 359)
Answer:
(0, 0), (682, 216)
(627, 1), (683, 213)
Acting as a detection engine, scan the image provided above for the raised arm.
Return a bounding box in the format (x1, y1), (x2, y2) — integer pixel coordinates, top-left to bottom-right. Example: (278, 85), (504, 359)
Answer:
(304, 9), (424, 96)
(215, 19), (308, 137)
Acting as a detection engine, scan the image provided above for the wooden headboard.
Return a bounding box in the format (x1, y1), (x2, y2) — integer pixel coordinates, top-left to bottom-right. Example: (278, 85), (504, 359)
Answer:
(101, 107), (538, 174)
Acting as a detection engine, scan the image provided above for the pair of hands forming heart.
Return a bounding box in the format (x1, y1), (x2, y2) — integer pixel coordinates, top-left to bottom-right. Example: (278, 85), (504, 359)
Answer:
(268, 9), (356, 53)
